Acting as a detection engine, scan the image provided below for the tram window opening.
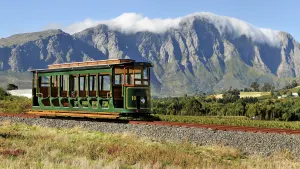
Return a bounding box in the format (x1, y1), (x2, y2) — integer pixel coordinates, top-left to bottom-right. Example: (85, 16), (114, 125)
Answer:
(41, 76), (50, 87)
(89, 75), (96, 91)
(50, 75), (59, 97)
(51, 75), (58, 87)
(39, 76), (50, 99)
(125, 68), (134, 85)
(123, 67), (149, 85)
(143, 68), (148, 79)
(134, 73), (141, 79)
(68, 75), (77, 98)
(79, 76), (85, 91)
(102, 75), (110, 91)
(133, 67), (149, 85)
(126, 74), (133, 85)
(73, 76), (77, 91)
(135, 80), (142, 85)
(98, 75), (102, 91)
(114, 74), (124, 85)
(62, 75), (68, 91)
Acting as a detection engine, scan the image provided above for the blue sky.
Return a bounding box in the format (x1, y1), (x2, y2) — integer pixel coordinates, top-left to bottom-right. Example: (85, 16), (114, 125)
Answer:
(1, 0), (300, 41)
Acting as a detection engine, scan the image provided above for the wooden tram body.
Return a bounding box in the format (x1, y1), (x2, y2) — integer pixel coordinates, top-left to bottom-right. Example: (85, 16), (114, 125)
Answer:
(28, 59), (152, 119)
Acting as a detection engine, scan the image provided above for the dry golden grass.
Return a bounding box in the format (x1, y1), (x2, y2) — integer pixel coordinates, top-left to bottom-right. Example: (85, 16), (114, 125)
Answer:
(0, 121), (300, 169)
(213, 92), (270, 99)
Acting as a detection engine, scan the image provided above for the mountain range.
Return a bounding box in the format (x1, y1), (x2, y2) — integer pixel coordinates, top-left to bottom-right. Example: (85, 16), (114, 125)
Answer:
(0, 12), (300, 96)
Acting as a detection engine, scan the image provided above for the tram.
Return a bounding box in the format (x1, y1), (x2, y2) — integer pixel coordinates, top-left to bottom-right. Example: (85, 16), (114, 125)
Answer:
(28, 59), (152, 119)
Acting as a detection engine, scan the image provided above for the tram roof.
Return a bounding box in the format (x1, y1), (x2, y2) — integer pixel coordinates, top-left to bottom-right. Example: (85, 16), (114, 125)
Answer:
(30, 59), (153, 73)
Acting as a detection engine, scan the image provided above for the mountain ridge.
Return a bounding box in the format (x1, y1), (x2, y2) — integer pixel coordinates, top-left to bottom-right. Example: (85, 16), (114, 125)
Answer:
(0, 13), (300, 96)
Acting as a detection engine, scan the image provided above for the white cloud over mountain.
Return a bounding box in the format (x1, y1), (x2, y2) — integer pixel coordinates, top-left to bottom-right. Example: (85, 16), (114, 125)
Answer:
(44, 12), (280, 47)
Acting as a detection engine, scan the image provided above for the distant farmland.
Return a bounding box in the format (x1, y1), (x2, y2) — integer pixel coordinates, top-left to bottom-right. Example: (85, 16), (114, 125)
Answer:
(213, 92), (271, 99)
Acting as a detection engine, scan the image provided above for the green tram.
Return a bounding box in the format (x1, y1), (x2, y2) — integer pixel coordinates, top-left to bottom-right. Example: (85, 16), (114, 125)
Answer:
(29, 59), (152, 119)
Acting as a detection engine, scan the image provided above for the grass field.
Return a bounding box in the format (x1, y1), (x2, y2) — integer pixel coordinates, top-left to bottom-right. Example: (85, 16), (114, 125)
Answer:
(1, 121), (300, 169)
(214, 92), (271, 99)
(156, 115), (300, 130)
(0, 96), (31, 113)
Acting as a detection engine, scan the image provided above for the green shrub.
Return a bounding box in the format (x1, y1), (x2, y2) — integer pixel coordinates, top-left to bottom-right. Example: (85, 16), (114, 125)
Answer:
(0, 96), (31, 113)
(6, 84), (18, 90)
(182, 98), (202, 116)
(0, 88), (11, 100)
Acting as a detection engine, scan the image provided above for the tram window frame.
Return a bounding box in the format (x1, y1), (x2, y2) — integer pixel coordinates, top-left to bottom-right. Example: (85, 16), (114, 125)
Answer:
(41, 76), (50, 87)
(61, 75), (69, 92)
(114, 74), (124, 85)
(89, 75), (97, 91)
(114, 67), (124, 85)
(51, 75), (59, 87)
(73, 76), (77, 92)
(125, 68), (134, 85)
(101, 75), (111, 91)
(79, 76), (86, 91)
(133, 67), (150, 86)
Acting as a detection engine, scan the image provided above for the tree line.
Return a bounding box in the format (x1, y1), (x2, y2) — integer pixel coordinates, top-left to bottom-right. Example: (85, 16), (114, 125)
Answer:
(152, 88), (300, 121)
(244, 80), (298, 92)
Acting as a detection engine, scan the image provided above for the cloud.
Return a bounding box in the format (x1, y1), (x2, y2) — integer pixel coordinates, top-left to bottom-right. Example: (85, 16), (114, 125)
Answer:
(45, 12), (280, 47)
(58, 13), (182, 35)
(187, 12), (280, 47)
(102, 13), (182, 34)
(65, 19), (101, 34)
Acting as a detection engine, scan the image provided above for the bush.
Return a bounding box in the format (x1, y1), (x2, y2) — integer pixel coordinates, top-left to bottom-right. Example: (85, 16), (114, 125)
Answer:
(151, 92), (300, 121)
(222, 88), (240, 103)
(182, 98), (202, 116)
(0, 96), (31, 113)
(0, 88), (11, 100)
(6, 84), (18, 90)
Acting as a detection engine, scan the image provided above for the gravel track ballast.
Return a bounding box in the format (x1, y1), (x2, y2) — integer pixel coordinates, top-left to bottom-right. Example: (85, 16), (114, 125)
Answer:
(1, 116), (300, 157)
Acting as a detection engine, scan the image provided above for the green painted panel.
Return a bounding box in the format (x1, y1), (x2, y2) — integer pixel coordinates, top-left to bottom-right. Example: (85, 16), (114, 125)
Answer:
(125, 87), (150, 109)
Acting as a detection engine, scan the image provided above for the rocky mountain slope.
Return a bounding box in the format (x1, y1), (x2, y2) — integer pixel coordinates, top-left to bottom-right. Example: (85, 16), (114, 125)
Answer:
(1, 13), (300, 96)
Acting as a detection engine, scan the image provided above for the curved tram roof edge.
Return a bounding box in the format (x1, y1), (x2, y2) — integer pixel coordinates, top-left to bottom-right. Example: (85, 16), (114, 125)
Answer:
(30, 61), (153, 73)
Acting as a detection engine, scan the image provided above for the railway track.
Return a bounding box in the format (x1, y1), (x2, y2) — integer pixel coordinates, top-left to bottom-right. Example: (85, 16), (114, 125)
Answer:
(129, 121), (300, 135)
(1, 113), (300, 135)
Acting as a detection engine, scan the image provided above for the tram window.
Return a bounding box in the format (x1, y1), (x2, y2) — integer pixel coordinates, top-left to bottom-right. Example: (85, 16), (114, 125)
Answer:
(69, 75), (76, 91)
(134, 67), (142, 85)
(50, 76), (56, 87)
(115, 74), (120, 85)
(102, 76), (110, 91)
(79, 76), (85, 91)
(73, 77), (77, 91)
(135, 80), (142, 85)
(134, 73), (141, 79)
(126, 74), (133, 85)
(89, 75), (97, 91)
(133, 67), (149, 85)
(125, 68), (134, 85)
(62, 75), (68, 91)
(114, 74), (124, 85)
(98, 75), (102, 91)
(143, 68), (148, 79)
(41, 76), (50, 87)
